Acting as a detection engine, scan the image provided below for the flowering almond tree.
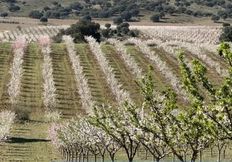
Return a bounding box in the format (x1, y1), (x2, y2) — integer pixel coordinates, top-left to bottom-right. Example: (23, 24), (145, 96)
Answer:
(0, 111), (16, 141)
(49, 117), (121, 162)
(90, 104), (140, 162)
(125, 64), (217, 162)
(38, 36), (58, 120)
(63, 36), (94, 114)
(8, 36), (27, 105)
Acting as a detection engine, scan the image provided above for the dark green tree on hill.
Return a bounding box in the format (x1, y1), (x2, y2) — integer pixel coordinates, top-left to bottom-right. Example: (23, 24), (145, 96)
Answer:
(0, 12), (8, 18)
(53, 18), (101, 43)
(211, 15), (220, 22)
(150, 14), (160, 22)
(220, 26), (232, 42)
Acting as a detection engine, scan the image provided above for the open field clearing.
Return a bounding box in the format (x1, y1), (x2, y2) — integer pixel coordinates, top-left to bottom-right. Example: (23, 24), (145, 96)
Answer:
(0, 16), (225, 32)
(0, 25), (231, 161)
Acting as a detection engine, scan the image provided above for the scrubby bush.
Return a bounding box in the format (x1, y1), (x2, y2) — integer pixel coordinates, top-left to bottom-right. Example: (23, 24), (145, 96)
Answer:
(223, 23), (230, 27)
(220, 26), (232, 42)
(2, 0), (16, 2)
(40, 16), (48, 22)
(8, 4), (20, 12)
(81, 15), (92, 22)
(150, 14), (160, 22)
(54, 19), (101, 43)
(105, 23), (111, 29)
(14, 108), (30, 122)
(113, 17), (123, 25)
(101, 22), (139, 40)
(211, 15), (220, 22)
(54, 20), (140, 43)
(53, 33), (63, 43)
(120, 11), (132, 21)
(29, 10), (43, 19)
(0, 12), (8, 18)
(69, 2), (83, 11)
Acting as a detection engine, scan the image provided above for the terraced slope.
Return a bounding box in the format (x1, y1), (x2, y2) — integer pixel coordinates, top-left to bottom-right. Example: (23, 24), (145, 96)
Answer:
(51, 44), (83, 118)
(0, 43), (59, 161)
(0, 41), (226, 161)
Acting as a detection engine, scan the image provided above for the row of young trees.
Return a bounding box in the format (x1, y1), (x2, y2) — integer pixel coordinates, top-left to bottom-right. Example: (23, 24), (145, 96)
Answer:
(171, 40), (228, 77)
(0, 26), (66, 42)
(85, 36), (131, 105)
(49, 40), (232, 162)
(107, 39), (142, 79)
(49, 117), (121, 162)
(145, 36), (228, 78)
(3, 35), (59, 142)
(39, 36), (56, 110)
(63, 36), (94, 114)
(8, 36), (27, 105)
(38, 36), (60, 122)
(0, 38), (25, 142)
(127, 38), (188, 101)
(140, 26), (222, 45)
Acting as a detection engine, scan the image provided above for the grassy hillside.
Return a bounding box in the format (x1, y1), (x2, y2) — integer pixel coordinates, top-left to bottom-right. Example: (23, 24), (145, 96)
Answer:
(0, 0), (231, 24)
(0, 0), (77, 16)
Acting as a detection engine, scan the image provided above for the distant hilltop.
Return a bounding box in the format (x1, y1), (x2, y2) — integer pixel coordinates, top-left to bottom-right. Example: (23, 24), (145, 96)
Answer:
(0, 0), (232, 24)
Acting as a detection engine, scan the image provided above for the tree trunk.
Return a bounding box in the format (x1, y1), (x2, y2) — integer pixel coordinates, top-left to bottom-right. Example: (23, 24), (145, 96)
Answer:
(128, 157), (133, 162)
(67, 149), (70, 162)
(71, 149), (74, 162)
(223, 146), (227, 159)
(154, 157), (160, 162)
(110, 154), (115, 162)
(82, 152), (85, 162)
(145, 149), (148, 160)
(101, 154), (105, 162)
(75, 150), (78, 162)
(218, 149), (222, 162)
(191, 151), (198, 162)
(78, 152), (82, 162)
(64, 149), (68, 161)
(124, 143), (139, 162)
(86, 151), (89, 162)
(199, 151), (203, 162)
(210, 147), (213, 158)
(94, 154), (97, 162)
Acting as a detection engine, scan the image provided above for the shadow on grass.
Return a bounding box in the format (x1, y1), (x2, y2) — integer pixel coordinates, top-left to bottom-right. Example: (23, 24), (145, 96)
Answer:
(8, 137), (50, 144)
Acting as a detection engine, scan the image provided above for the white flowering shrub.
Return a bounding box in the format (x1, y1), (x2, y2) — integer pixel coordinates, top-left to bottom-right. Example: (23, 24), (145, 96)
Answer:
(38, 36), (56, 111)
(63, 36), (94, 114)
(8, 36), (27, 104)
(107, 38), (143, 79)
(0, 111), (16, 141)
